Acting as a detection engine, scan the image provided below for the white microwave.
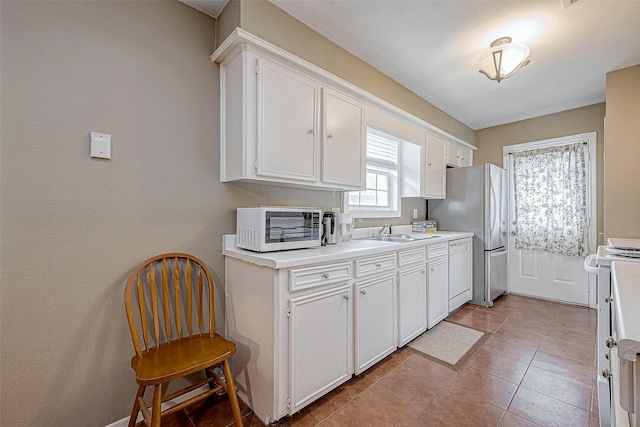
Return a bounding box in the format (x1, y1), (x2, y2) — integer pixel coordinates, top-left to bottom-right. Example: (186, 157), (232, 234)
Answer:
(236, 207), (322, 252)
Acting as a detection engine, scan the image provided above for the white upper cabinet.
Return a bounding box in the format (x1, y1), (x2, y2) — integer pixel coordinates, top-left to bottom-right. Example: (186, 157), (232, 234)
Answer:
(424, 133), (447, 198)
(218, 46), (365, 191)
(446, 141), (474, 168)
(212, 29), (472, 192)
(401, 132), (446, 199)
(321, 88), (365, 188)
(257, 59), (318, 182)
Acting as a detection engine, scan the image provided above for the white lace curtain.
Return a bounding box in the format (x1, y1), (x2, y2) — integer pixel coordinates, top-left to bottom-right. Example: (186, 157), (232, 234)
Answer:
(513, 142), (587, 257)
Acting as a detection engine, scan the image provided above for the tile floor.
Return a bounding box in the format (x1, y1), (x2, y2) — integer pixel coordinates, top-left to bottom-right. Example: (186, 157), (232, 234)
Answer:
(155, 294), (599, 427)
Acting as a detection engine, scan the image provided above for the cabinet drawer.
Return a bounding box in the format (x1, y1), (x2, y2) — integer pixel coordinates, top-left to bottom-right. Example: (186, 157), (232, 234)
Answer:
(355, 254), (397, 278)
(427, 243), (448, 260)
(398, 247), (426, 267)
(289, 262), (353, 292)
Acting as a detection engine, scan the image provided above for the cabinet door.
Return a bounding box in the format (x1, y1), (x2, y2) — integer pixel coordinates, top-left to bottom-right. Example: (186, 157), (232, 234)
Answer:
(289, 285), (353, 414)
(445, 142), (459, 167)
(425, 134), (446, 198)
(427, 257), (449, 328)
(257, 59), (318, 182)
(459, 147), (472, 167)
(398, 266), (427, 346)
(355, 274), (396, 374)
(322, 88), (365, 189)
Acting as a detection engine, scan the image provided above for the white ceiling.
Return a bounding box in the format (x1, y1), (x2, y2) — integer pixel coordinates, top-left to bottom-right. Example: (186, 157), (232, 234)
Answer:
(187, 0), (640, 130)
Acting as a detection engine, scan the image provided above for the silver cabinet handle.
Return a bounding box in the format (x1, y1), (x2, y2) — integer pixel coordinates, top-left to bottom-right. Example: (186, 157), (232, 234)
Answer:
(511, 231), (516, 236)
(308, 129), (314, 135)
(605, 296), (613, 303)
(375, 263), (382, 268)
(605, 352), (610, 360)
(343, 294), (349, 300)
(327, 133), (333, 139)
(322, 272), (329, 279)
(360, 289), (367, 295)
(602, 368), (612, 379)
(606, 337), (617, 348)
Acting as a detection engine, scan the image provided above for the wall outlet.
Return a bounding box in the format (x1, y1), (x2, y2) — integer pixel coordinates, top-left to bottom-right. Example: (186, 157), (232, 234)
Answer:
(332, 207), (341, 213)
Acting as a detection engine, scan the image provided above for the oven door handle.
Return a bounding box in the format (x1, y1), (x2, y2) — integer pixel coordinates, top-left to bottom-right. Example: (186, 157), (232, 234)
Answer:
(584, 254), (598, 274)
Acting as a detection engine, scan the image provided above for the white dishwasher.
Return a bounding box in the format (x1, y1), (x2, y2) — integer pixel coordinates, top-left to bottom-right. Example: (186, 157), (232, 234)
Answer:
(448, 238), (473, 312)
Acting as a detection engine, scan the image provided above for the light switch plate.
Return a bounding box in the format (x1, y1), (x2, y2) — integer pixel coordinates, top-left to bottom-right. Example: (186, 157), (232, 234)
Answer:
(90, 132), (111, 159)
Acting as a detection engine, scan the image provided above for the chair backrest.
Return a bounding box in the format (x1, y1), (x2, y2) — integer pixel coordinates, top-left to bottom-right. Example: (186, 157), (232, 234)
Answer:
(124, 253), (215, 357)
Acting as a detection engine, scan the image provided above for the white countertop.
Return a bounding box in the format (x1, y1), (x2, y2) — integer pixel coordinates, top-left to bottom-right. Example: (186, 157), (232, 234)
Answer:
(223, 230), (473, 269)
(611, 261), (640, 361)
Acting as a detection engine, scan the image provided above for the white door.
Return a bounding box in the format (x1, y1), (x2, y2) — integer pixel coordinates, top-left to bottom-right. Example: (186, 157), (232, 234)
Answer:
(355, 273), (396, 374)
(504, 133), (597, 306)
(289, 284), (353, 413)
(427, 257), (449, 328)
(424, 134), (446, 198)
(397, 265), (427, 346)
(321, 88), (365, 189)
(257, 59), (318, 182)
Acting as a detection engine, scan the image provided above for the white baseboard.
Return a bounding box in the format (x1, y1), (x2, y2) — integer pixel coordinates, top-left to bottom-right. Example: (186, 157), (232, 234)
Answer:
(105, 385), (211, 427)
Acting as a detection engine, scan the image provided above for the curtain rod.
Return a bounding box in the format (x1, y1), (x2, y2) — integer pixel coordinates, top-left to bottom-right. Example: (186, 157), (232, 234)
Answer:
(508, 141), (588, 155)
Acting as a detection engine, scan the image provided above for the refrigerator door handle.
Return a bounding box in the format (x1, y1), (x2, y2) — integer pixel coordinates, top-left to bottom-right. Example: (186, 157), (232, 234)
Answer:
(490, 247), (508, 256)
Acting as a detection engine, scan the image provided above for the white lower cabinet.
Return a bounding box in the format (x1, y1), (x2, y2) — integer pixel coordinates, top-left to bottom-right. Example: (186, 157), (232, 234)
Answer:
(289, 284), (353, 413)
(223, 233), (469, 424)
(354, 273), (397, 374)
(397, 265), (427, 346)
(427, 244), (449, 329)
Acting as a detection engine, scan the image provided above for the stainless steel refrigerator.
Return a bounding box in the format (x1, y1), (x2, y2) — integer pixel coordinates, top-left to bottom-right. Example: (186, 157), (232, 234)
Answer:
(428, 164), (508, 307)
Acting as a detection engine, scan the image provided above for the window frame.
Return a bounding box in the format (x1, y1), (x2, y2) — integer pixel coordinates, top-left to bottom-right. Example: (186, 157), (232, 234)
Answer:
(344, 127), (402, 219)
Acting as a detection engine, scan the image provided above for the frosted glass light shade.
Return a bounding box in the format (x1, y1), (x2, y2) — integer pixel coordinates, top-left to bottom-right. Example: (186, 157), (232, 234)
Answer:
(478, 37), (530, 82)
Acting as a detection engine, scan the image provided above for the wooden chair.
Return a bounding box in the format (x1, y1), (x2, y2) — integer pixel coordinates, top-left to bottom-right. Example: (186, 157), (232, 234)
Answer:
(124, 253), (243, 427)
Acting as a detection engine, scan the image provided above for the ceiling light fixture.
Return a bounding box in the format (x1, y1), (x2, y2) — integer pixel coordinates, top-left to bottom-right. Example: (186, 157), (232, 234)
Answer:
(478, 36), (531, 82)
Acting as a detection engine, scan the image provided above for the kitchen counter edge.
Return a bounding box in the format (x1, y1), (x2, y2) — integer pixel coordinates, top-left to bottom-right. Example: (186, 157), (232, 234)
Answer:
(222, 231), (473, 269)
(611, 261), (640, 361)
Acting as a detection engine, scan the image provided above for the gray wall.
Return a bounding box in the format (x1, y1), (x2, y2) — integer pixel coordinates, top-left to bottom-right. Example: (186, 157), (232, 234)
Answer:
(604, 65), (640, 240)
(0, 1), (431, 425)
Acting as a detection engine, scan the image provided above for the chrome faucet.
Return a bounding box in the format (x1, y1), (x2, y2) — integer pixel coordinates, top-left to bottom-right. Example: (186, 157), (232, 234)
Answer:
(379, 224), (392, 237)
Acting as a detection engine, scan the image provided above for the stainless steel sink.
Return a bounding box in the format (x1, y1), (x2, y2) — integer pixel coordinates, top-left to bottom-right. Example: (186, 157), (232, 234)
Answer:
(365, 235), (416, 243)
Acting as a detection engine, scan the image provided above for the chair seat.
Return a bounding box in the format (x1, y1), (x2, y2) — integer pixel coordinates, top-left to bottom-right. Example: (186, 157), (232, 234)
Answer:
(132, 334), (236, 386)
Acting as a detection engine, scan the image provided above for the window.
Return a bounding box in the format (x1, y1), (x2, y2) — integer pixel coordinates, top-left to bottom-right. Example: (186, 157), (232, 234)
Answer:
(345, 128), (401, 218)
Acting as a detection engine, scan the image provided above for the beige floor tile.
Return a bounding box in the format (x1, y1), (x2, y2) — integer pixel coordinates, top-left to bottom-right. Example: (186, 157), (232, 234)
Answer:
(278, 397), (340, 427)
(463, 347), (529, 384)
(530, 350), (594, 385)
(378, 362), (448, 408)
(520, 366), (593, 410)
(499, 412), (541, 427)
(317, 409), (367, 427)
(420, 386), (504, 427)
(343, 382), (424, 427)
(508, 387), (591, 427)
(443, 367), (518, 409)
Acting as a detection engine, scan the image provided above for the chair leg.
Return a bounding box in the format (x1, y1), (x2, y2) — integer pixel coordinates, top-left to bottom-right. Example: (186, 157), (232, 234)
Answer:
(128, 385), (145, 427)
(151, 384), (162, 427)
(222, 359), (243, 427)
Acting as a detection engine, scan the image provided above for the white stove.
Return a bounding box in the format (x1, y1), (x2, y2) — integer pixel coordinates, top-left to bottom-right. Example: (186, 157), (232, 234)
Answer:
(587, 238), (640, 427)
